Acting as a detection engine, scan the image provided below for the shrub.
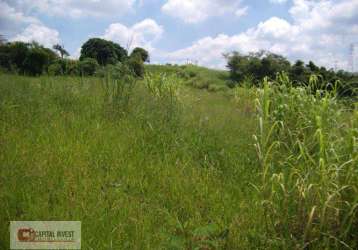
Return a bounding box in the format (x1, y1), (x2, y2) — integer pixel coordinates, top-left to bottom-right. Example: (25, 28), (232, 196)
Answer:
(48, 63), (63, 76)
(130, 47), (149, 63)
(23, 47), (50, 76)
(128, 53), (144, 77)
(78, 58), (99, 76)
(64, 60), (80, 76)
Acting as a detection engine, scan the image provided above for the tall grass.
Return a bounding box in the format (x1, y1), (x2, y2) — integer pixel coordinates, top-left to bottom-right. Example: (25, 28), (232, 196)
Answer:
(254, 73), (357, 249)
(101, 64), (137, 118)
(0, 73), (258, 249)
(0, 71), (356, 249)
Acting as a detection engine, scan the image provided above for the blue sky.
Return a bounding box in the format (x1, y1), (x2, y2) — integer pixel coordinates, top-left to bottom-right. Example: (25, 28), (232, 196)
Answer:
(1, 0), (358, 70)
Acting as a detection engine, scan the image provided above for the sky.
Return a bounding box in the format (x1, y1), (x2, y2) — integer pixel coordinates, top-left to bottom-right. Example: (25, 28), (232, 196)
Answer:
(1, 0), (358, 70)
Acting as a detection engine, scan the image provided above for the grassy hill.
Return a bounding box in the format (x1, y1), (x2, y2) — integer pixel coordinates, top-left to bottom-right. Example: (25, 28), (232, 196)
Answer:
(0, 70), (357, 249)
(145, 64), (230, 91)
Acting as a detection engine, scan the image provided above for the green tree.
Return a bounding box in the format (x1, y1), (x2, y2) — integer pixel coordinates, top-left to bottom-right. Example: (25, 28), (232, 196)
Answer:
(307, 61), (319, 73)
(80, 38), (127, 65)
(225, 52), (250, 83)
(10, 42), (29, 70)
(21, 42), (58, 75)
(259, 53), (290, 79)
(225, 51), (290, 85)
(290, 60), (308, 84)
(23, 47), (49, 75)
(130, 47), (150, 62)
(0, 43), (11, 70)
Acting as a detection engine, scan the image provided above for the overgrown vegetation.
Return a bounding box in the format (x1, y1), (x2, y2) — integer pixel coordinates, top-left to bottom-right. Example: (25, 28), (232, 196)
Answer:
(254, 73), (357, 248)
(0, 38), (148, 77)
(146, 64), (230, 92)
(0, 36), (357, 249)
(0, 68), (356, 248)
(226, 51), (358, 99)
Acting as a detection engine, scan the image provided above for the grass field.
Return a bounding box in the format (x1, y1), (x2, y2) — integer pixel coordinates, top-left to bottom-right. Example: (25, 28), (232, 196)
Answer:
(0, 72), (357, 249)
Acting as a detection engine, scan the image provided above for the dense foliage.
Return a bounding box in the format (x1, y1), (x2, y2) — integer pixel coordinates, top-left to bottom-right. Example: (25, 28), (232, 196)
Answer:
(79, 38), (128, 66)
(0, 73), (356, 249)
(0, 38), (149, 78)
(226, 51), (358, 98)
(131, 47), (150, 63)
(0, 41), (57, 75)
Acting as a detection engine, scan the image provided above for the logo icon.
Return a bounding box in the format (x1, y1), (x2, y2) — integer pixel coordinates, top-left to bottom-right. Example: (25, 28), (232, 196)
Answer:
(17, 228), (36, 242)
(10, 221), (81, 249)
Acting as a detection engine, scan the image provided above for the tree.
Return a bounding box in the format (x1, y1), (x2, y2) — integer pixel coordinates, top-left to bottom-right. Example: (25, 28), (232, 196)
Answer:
(307, 61), (319, 73)
(130, 47), (149, 63)
(16, 42), (58, 75)
(290, 60), (308, 84)
(80, 38), (127, 65)
(225, 51), (290, 85)
(23, 47), (49, 75)
(9, 42), (30, 73)
(259, 53), (290, 79)
(112, 42), (128, 62)
(53, 44), (69, 58)
(0, 43), (11, 70)
(225, 52), (250, 83)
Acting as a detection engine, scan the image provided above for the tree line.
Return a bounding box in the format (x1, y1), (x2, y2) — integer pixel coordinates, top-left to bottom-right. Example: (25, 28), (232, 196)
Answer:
(225, 51), (357, 98)
(0, 37), (149, 77)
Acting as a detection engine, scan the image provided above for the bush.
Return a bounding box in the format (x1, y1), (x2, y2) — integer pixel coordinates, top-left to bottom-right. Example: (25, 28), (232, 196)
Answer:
(130, 47), (149, 63)
(23, 47), (50, 75)
(65, 60), (80, 76)
(48, 63), (63, 76)
(128, 54), (144, 77)
(78, 58), (99, 76)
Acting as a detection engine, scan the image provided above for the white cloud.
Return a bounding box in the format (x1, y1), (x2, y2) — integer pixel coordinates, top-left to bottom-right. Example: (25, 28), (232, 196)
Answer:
(3, 0), (136, 18)
(269, 0), (287, 4)
(103, 19), (164, 52)
(161, 0), (248, 23)
(0, 1), (61, 48)
(235, 6), (248, 18)
(0, 1), (40, 34)
(161, 0), (358, 70)
(11, 24), (60, 48)
(163, 17), (302, 68)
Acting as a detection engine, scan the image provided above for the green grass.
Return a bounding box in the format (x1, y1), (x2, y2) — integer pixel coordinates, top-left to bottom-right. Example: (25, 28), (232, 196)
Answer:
(145, 64), (230, 91)
(0, 72), (356, 249)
